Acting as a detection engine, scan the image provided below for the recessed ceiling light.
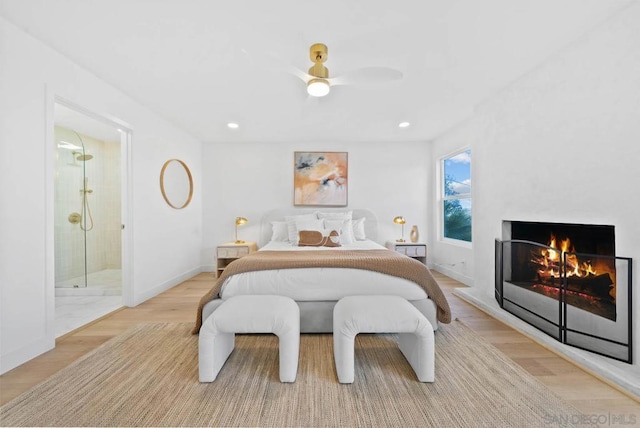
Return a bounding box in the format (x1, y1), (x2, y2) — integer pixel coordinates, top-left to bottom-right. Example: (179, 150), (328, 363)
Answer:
(398, 121), (411, 128)
(227, 122), (239, 129)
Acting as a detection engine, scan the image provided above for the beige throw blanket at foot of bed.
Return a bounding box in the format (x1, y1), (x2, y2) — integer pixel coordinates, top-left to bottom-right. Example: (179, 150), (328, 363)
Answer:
(192, 249), (452, 334)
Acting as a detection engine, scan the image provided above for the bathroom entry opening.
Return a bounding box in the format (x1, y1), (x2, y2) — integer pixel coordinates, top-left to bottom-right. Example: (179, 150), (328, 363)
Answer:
(53, 103), (123, 298)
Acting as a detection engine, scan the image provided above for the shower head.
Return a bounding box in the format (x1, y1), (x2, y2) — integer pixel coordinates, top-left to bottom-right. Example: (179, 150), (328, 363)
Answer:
(72, 151), (93, 161)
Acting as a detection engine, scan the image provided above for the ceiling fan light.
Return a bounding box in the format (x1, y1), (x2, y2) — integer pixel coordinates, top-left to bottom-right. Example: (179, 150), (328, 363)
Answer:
(307, 78), (330, 97)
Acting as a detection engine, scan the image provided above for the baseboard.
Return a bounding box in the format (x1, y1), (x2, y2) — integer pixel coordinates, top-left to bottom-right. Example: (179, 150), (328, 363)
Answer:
(133, 266), (202, 305)
(1, 336), (55, 375)
(431, 264), (473, 286)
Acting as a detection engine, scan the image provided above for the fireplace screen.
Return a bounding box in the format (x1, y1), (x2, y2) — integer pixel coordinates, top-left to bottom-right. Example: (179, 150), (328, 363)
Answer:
(495, 221), (632, 364)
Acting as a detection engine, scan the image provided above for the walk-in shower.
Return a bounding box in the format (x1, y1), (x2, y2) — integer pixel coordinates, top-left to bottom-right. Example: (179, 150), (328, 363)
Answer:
(54, 125), (122, 296)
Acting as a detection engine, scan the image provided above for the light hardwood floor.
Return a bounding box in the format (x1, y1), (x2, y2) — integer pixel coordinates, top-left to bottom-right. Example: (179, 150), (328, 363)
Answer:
(2, 271), (639, 418)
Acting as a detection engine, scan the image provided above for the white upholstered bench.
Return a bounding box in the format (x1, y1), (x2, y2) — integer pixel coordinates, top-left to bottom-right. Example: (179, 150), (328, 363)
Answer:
(333, 295), (435, 383)
(198, 295), (300, 383)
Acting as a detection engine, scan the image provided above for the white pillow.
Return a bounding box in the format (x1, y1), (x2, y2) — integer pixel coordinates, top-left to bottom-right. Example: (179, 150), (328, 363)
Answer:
(270, 221), (289, 242)
(317, 211), (353, 221)
(285, 213), (318, 243)
(324, 219), (355, 245)
(353, 217), (366, 240)
(296, 218), (324, 232)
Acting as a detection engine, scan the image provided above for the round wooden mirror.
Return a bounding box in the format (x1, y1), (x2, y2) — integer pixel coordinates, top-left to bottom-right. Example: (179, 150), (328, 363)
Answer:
(160, 159), (193, 209)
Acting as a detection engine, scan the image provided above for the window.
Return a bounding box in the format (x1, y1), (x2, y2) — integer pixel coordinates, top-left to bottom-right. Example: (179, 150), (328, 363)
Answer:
(442, 149), (472, 243)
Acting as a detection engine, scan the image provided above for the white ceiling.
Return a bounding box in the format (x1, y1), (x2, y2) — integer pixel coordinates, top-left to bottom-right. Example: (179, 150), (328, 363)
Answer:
(0, 0), (633, 144)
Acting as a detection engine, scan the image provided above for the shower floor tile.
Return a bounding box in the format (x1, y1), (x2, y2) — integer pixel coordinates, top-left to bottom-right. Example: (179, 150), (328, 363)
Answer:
(56, 269), (122, 296)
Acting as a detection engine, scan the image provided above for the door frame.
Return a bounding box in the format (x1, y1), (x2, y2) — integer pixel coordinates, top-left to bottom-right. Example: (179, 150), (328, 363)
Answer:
(46, 90), (134, 343)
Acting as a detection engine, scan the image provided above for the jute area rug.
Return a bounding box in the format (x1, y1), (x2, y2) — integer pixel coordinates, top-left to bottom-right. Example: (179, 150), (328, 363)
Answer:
(1, 320), (588, 427)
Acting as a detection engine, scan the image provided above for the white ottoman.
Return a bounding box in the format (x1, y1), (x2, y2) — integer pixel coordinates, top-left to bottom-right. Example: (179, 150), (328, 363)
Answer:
(333, 295), (435, 383)
(199, 295), (300, 383)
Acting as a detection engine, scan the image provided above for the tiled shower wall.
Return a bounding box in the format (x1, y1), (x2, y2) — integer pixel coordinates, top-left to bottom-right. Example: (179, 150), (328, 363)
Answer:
(54, 126), (121, 285)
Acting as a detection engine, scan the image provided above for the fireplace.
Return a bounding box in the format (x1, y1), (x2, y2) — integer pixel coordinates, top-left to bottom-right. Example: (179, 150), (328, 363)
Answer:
(495, 221), (632, 363)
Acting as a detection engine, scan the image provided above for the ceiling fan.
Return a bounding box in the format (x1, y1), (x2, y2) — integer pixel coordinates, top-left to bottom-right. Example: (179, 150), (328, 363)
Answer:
(289, 43), (403, 97)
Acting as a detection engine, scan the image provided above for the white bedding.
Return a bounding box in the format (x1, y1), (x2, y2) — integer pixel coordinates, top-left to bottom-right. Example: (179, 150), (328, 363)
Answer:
(259, 240), (385, 251)
(219, 240), (429, 301)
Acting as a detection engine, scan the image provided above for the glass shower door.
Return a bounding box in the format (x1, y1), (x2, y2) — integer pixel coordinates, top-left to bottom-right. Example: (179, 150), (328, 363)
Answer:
(54, 126), (90, 289)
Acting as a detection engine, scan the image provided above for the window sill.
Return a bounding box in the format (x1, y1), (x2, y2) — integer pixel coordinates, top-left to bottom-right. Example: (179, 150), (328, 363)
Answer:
(440, 237), (473, 249)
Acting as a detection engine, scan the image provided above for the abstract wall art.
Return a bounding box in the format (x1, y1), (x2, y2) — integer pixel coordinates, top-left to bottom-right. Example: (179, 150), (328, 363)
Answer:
(293, 152), (348, 206)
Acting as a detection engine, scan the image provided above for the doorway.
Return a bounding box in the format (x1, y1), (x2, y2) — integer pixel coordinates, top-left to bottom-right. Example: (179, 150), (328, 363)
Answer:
(53, 102), (127, 337)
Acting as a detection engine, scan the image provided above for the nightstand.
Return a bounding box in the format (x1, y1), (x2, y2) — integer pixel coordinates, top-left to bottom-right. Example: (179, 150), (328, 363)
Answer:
(216, 242), (257, 278)
(385, 241), (427, 265)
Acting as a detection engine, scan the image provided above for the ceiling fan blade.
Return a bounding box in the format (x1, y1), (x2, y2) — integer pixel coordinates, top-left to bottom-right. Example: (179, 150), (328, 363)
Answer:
(328, 67), (403, 86)
(285, 64), (313, 84)
(242, 48), (312, 83)
(261, 52), (313, 83)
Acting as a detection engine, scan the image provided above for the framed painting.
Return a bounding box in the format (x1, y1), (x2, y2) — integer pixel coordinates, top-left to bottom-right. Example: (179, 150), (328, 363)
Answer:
(294, 152), (348, 206)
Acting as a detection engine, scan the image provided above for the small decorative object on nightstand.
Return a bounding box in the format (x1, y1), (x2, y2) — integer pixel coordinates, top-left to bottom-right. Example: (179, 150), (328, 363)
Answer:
(393, 216), (406, 242)
(410, 225), (419, 243)
(386, 241), (427, 265)
(216, 242), (257, 278)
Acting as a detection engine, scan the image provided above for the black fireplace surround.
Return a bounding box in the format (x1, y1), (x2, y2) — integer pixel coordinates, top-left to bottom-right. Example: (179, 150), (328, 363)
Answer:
(495, 221), (633, 363)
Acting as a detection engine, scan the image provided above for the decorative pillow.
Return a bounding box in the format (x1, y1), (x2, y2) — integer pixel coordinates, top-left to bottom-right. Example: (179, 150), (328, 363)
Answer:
(285, 213), (318, 243)
(298, 230), (341, 247)
(270, 221), (289, 242)
(317, 211), (353, 221)
(298, 230), (325, 246)
(324, 219), (355, 245)
(289, 218), (323, 244)
(323, 230), (341, 247)
(353, 217), (366, 240)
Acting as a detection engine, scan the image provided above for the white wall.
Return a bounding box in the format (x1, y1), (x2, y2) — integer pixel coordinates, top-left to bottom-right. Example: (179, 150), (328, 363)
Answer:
(201, 141), (429, 269)
(0, 17), (203, 373)
(434, 4), (640, 364)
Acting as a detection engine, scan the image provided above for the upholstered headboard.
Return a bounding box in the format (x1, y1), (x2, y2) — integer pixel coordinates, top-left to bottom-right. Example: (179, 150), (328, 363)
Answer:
(259, 208), (378, 248)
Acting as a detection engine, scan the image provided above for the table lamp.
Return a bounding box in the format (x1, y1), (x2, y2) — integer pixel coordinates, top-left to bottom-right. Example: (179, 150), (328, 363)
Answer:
(393, 216), (406, 242)
(235, 217), (248, 243)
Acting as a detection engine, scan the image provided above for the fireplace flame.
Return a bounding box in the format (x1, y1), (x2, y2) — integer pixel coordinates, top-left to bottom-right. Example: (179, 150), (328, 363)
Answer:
(531, 233), (616, 300)
(537, 234), (596, 279)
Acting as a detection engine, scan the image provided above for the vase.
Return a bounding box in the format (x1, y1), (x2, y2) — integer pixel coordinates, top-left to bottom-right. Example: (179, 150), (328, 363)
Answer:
(410, 225), (419, 243)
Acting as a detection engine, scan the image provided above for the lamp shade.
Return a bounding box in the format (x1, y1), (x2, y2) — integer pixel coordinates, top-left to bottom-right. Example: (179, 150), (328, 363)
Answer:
(393, 216), (406, 225)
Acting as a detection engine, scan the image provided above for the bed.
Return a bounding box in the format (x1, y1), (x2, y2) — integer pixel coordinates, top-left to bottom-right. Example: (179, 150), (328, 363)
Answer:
(194, 208), (451, 334)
